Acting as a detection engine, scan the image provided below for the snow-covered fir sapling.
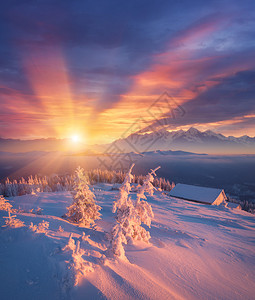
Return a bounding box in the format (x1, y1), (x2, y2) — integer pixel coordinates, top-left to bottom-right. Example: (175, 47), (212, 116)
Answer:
(0, 195), (13, 211)
(37, 220), (49, 233)
(81, 232), (90, 242)
(63, 233), (76, 252)
(70, 240), (94, 286)
(29, 222), (37, 232)
(3, 211), (25, 228)
(111, 163), (153, 257)
(58, 226), (64, 232)
(112, 163), (135, 225)
(62, 239), (94, 288)
(66, 166), (101, 227)
(36, 207), (43, 215)
(135, 166), (161, 229)
(110, 164), (134, 258)
(111, 165), (161, 257)
(29, 220), (49, 233)
(111, 223), (127, 259)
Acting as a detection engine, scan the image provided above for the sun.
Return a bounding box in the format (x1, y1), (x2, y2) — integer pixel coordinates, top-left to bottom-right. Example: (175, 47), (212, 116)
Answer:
(71, 135), (80, 143)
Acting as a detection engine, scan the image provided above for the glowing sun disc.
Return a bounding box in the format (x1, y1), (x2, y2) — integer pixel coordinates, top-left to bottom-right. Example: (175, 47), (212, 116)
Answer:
(71, 135), (80, 143)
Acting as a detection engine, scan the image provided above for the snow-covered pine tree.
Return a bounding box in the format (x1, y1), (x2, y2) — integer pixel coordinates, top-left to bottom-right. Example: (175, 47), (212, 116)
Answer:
(111, 164), (159, 257)
(4, 178), (13, 197)
(111, 223), (127, 258)
(112, 164), (134, 219)
(171, 182), (175, 190)
(111, 164), (134, 257)
(135, 166), (160, 230)
(66, 166), (101, 227)
(0, 195), (13, 211)
(0, 183), (4, 196)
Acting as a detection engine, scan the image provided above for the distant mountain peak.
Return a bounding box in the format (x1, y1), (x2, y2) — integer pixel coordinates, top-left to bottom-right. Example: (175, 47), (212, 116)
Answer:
(204, 129), (214, 135)
(114, 126), (255, 154)
(186, 127), (201, 136)
(187, 127), (199, 133)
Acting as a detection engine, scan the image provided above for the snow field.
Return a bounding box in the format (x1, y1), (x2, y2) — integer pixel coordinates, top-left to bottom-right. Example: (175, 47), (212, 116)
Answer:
(0, 188), (254, 299)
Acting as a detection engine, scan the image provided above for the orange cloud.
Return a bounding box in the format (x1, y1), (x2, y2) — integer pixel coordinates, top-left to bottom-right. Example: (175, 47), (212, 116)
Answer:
(1, 13), (254, 144)
(16, 44), (97, 141)
(106, 16), (252, 140)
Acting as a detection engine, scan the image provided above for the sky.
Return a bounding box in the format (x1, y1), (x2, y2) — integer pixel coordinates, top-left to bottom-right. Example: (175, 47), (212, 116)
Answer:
(0, 0), (255, 144)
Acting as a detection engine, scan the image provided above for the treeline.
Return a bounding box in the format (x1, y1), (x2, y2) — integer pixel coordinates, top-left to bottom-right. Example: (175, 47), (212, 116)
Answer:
(228, 197), (255, 214)
(0, 169), (175, 198)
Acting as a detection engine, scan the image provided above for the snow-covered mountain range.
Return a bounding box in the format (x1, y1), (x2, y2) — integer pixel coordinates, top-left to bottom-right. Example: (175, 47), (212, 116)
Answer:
(102, 127), (255, 154)
(0, 128), (254, 154)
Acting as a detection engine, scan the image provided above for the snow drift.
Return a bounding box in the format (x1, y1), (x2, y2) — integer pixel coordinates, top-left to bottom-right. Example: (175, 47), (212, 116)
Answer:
(0, 187), (254, 300)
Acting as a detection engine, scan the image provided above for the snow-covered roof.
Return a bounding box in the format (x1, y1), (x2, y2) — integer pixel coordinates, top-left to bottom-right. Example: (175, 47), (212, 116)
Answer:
(225, 202), (242, 209)
(169, 183), (226, 204)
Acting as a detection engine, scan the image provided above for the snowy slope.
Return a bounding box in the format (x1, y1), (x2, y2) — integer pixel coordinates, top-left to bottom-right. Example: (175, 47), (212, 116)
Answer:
(0, 188), (254, 300)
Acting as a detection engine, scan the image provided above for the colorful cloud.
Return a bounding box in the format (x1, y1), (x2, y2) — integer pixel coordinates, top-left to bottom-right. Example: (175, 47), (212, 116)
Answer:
(0, 0), (254, 143)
